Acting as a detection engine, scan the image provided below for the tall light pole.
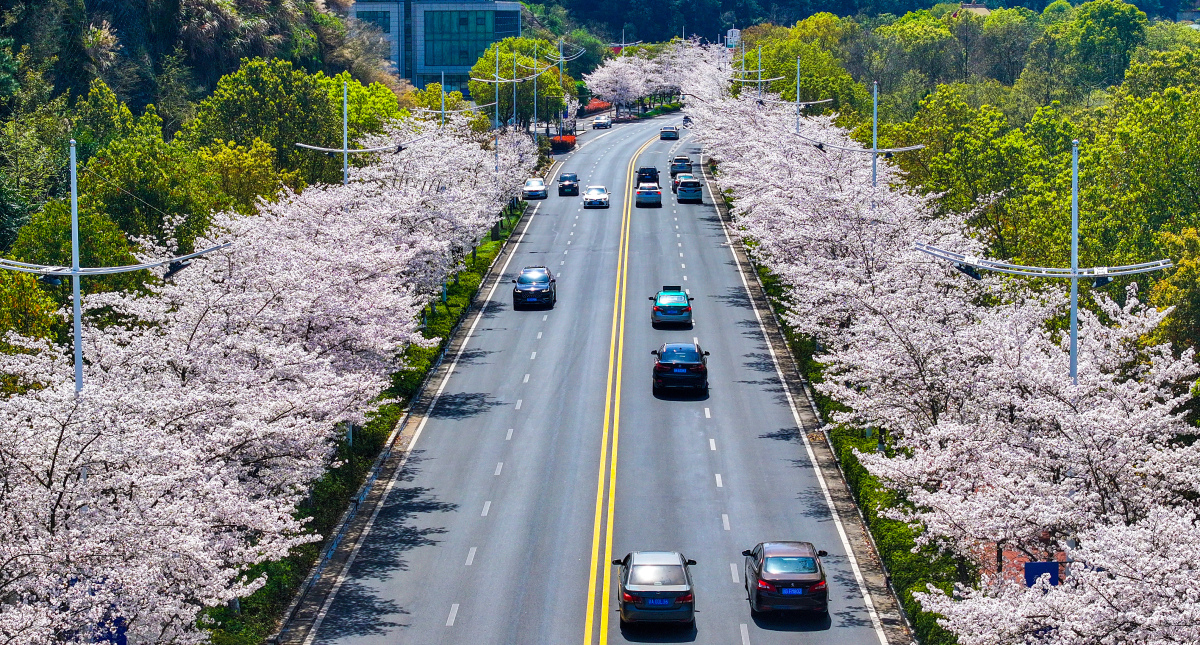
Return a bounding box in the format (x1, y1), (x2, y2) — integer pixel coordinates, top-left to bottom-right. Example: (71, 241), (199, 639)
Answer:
(916, 140), (1174, 384)
(297, 80), (417, 182)
(0, 141), (230, 393)
(342, 81), (349, 185)
(441, 71), (446, 127)
(872, 81), (879, 187)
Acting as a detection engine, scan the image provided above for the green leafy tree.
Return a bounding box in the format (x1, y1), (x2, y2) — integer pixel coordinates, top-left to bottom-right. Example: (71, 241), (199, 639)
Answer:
(313, 71), (402, 143)
(1150, 227), (1200, 352)
(1064, 0), (1148, 91)
(181, 58), (344, 184)
(979, 7), (1042, 85)
(1123, 47), (1200, 97)
(873, 11), (955, 87)
(742, 34), (870, 117)
(9, 200), (141, 296)
(468, 38), (572, 129)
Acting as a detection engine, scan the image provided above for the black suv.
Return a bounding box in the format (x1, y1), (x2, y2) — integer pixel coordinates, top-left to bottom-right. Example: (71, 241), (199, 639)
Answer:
(636, 166), (660, 186)
(512, 266), (556, 309)
(558, 172), (579, 196)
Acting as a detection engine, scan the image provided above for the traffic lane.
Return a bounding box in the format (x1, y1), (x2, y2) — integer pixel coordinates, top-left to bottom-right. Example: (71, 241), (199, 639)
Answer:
(605, 133), (882, 644)
(674, 138), (884, 643)
(312, 120), (662, 644)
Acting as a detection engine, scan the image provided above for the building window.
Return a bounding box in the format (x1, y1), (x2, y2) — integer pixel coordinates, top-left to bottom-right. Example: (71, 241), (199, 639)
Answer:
(425, 10), (502, 67)
(494, 11), (520, 39)
(356, 10), (390, 34)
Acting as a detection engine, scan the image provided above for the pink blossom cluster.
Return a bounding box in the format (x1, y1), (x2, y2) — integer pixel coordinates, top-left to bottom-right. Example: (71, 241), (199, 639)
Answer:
(0, 117), (536, 642)
(676, 42), (1200, 644)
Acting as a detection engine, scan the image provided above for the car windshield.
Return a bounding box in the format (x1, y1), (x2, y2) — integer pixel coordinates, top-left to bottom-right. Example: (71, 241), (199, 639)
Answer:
(658, 294), (688, 305)
(764, 557), (818, 574)
(660, 346), (700, 362)
(560, 173), (577, 181)
(638, 184), (657, 190)
(525, 179), (543, 187)
(586, 188), (606, 196)
(517, 272), (549, 284)
(629, 565), (687, 585)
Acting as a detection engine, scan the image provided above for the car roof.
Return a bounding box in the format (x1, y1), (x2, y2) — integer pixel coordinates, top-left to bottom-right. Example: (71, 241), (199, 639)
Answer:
(761, 542), (818, 557)
(520, 265), (548, 272)
(585, 185), (606, 191)
(661, 342), (699, 351)
(673, 155), (690, 160)
(630, 551), (684, 566)
(526, 178), (544, 183)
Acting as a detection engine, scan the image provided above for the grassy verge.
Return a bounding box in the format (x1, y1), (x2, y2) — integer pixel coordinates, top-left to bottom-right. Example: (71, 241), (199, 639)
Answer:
(635, 102), (683, 119)
(205, 202), (527, 645)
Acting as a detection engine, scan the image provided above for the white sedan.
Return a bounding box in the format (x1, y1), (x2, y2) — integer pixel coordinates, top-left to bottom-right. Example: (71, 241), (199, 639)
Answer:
(522, 178), (548, 200)
(583, 186), (610, 208)
(635, 183), (662, 208)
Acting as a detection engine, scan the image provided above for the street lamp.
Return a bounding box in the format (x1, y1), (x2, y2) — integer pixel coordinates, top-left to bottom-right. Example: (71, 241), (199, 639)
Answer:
(794, 81), (923, 188)
(295, 80), (421, 183)
(0, 141), (231, 393)
(915, 140), (1174, 384)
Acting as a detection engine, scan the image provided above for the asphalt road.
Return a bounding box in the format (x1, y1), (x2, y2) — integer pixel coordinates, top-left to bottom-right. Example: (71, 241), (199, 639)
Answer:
(307, 116), (889, 645)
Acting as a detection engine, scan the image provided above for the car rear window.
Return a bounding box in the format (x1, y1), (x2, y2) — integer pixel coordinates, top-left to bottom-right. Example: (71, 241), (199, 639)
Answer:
(517, 272), (549, 284)
(658, 294), (688, 305)
(629, 565), (687, 585)
(764, 557), (818, 574)
(660, 346), (700, 362)
(680, 181), (701, 188)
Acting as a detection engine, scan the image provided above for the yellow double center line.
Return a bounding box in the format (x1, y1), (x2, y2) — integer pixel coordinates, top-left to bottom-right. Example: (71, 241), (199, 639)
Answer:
(582, 135), (657, 645)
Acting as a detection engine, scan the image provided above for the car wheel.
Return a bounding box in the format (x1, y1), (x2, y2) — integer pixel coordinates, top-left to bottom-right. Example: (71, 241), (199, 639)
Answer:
(619, 616), (630, 629)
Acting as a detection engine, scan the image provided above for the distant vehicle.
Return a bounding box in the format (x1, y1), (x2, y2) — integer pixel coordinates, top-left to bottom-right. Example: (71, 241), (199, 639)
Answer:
(742, 542), (829, 616)
(613, 551), (697, 628)
(636, 167), (660, 185)
(649, 286), (694, 327)
(651, 342), (709, 395)
(676, 178), (703, 203)
(593, 115), (613, 129)
(558, 172), (579, 196)
(635, 183), (662, 207)
(669, 156), (692, 176)
(682, 115), (693, 127)
(511, 266), (556, 309)
(583, 186), (610, 209)
(660, 125), (680, 140)
(522, 178), (547, 200)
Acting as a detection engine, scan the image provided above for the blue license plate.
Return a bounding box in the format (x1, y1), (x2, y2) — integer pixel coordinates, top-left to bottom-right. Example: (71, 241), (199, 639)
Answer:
(781, 588), (803, 595)
(673, 368), (688, 373)
(527, 298), (538, 302)
(645, 598), (671, 606)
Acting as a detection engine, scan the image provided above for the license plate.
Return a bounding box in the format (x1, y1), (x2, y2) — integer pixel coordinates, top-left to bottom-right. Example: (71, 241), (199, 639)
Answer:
(673, 368), (688, 373)
(645, 598), (671, 606)
(527, 298), (538, 302)
(781, 588), (803, 595)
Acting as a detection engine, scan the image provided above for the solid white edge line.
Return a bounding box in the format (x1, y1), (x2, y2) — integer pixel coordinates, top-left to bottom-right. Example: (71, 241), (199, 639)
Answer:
(701, 161), (889, 644)
(301, 199), (542, 645)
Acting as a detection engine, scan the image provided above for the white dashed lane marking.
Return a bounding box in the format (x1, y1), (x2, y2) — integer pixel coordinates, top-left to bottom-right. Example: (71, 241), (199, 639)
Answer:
(722, 514), (730, 530)
(704, 408), (711, 418)
(481, 501), (491, 517)
(730, 563), (739, 583)
(710, 439), (716, 451)
(505, 428), (513, 440)
(494, 462), (503, 476)
(715, 474), (723, 488)
(446, 604), (460, 627)
(515, 399), (522, 410)
(465, 548), (477, 566)
(523, 373), (530, 383)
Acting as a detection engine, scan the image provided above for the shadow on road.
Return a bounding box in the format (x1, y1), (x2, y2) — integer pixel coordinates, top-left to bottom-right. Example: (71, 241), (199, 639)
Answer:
(617, 622), (699, 643)
(751, 610), (833, 632)
(428, 391), (506, 419)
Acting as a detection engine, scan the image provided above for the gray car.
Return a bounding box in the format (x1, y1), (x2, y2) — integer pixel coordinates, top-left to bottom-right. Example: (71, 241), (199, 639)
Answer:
(612, 551), (697, 628)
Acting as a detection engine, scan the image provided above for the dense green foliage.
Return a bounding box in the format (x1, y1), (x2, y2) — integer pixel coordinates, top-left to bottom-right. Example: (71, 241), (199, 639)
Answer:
(469, 38), (575, 128)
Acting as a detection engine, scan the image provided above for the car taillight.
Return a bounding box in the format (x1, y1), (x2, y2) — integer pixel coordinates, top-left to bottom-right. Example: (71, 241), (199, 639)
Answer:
(655, 190), (661, 195)
(683, 306), (692, 312)
(689, 364), (705, 372)
(622, 591), (635, 602)
(757, 579), (777, 592)
(677, 593), (694, 603)
(654, 363), (672, 373)
(809, 580), (827, 592)
(653, 306), (662, 312)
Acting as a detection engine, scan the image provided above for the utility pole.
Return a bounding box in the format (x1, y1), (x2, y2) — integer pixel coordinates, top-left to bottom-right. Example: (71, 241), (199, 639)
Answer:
(0, 141), (230, 393)
(533, 42), (538, 134)
(342, 81), (349, 185)
(757, 45), (762, 99)
(441, 71), (445, 127)
(916, 140), (1174, 385)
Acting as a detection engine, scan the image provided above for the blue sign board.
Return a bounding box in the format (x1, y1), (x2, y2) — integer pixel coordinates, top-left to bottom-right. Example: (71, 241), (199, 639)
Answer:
(1024, 561), (1060, 587)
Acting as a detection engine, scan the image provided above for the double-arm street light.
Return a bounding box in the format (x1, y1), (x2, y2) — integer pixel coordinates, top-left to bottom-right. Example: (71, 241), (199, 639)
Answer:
(0, 141), (230, 393)
(295, 81), (425, 184)
(916, 140), (1174, 384)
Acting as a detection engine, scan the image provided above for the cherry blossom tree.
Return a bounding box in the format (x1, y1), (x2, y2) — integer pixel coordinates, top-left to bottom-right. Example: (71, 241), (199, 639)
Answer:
(0, 115), (535, 643)
(676, 41), (1200, 644)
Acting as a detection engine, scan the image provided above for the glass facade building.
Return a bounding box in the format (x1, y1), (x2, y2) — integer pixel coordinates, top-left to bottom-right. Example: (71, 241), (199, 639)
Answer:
(347, 0), (520, 96)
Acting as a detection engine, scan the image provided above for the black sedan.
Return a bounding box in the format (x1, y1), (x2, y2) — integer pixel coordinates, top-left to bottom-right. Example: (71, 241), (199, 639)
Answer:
(651, 342), (708, 395)
(512, 266), (556, 309)
(742, 541), (829, 616)
(613, 551), (697, 628)
(558, 172), (579, 196)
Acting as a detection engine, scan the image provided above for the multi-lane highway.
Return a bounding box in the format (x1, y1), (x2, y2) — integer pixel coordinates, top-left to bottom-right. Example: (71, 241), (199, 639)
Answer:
(293, 116), (894, 645)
